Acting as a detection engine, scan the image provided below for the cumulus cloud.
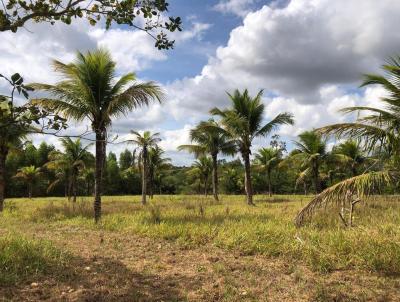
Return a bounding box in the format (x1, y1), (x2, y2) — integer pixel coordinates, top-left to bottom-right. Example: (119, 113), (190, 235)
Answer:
(166, 0), (400, 121)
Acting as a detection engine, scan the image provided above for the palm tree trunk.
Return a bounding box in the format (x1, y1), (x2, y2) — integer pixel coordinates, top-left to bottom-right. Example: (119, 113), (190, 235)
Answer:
(204, 174), (208, 196)
(243, 151), (255, 205)
(212, 154), (219, 201)
(72, 171), (77, 203)
(313, 161), (321, 194)
(141, 147), (147, 205)
(267, 170), (272, 197)
(94, 130), (105, 223)
(28, 182), (32, 199)
(0, 148), (7, 212)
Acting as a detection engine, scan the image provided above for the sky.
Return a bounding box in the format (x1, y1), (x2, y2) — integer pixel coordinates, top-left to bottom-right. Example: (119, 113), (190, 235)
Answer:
(1, 0), (400, 165)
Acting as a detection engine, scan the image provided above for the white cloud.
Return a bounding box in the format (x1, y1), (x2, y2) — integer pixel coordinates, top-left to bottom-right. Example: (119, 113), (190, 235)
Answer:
(213, 0), (257, 17)
(165, 0), (400, 122)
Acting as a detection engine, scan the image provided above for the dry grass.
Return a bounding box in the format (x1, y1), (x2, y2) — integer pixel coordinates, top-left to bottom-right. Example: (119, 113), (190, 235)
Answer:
(1, 194), (400, 301)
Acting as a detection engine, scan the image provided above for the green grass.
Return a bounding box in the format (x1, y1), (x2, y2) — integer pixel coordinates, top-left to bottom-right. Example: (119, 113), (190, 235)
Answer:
(0, 234), (71, 285)
(1, 194), (400, 276)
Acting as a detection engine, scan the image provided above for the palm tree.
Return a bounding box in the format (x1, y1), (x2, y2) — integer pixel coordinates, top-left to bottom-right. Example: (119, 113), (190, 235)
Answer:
(46, 138), (93, 202)
(254, 147), (281, 196)
(188, 156), (213, 195)
(296, 56), (400, 226)
(332, 140), (366, 177)
(129, 131), (161, 205)
(80, 168), (95, 196)
(31, 49), (163, 222)
(211, 89), (294, 205)
(13, 166), (41, 198)
(289, 131), (327, 194)
(178, 119), (236, 201)
(148, 145), (170, 198)
(0, 124), (27, 211)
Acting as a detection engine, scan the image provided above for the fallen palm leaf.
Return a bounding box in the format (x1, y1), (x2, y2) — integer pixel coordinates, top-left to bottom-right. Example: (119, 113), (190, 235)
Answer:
(294, 171), (397, 227)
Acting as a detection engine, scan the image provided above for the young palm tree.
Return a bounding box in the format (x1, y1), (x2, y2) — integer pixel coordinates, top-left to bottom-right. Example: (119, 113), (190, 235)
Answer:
(13, 166), (41, 198)
(332, 140), (366, 177)
(254, 147), (281, 196)
(211, 89), (294, 205)
(46, 138), (93, 202)
(178, 119), (236, 201)
(188, 156), (213, 195)
(31, 49), (163, 222)
(148, 145), (170, 198)
(289, 131), (327, 194)
(129, 131), (161, 205)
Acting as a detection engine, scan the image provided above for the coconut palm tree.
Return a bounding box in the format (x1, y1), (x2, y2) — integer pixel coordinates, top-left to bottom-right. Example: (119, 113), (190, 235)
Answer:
(178, 119), (236, 201)
(148, 145), (170, 198)
(289, 131), (327, 194)
(31, 49), (163, 222)
(332, 140), (367, 177)
(13, 165), (41, 198)
(46, 138), (93, 202)
(187, 156), (213, 195)
(211, 89), (294, 205)
(129, 131), (161, 205)
(294, 57), (400, 226)
(254, 147), (281, 196)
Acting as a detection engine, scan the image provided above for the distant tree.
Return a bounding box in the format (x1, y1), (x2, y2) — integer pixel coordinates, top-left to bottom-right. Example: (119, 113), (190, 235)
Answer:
(104, 152), (122, 195)
(211, 89), (294, 205)
(188, 156), (212, 196)
(254, 147), (281, 196)
(119, 149), (134, 171)
(129, 131), (161, 205)
(178, 119), (236, 201)
(332, 140), (367, 177)
(80, 168), (95, 196)
(0, 123), (27, 210)
(148, 145), (170, 197)
(13, 165), (41, 198)
(32, 49), (163, 222)
(46, 138), (93, 202)
(289, 131), (327, 194)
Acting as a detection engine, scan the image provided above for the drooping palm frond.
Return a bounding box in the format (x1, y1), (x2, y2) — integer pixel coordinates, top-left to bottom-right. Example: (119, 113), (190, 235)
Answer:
(295, 171), (397, 227)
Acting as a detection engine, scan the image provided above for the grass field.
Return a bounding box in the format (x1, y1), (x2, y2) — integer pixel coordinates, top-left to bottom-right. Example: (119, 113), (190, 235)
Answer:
(1, 195), (400, 301)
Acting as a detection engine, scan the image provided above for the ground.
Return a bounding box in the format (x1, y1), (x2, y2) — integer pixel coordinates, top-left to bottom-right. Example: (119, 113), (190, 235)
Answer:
(1, 195), (400, 301)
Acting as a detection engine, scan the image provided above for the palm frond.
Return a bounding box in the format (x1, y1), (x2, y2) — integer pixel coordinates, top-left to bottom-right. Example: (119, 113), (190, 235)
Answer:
(295, 171), (397, 227)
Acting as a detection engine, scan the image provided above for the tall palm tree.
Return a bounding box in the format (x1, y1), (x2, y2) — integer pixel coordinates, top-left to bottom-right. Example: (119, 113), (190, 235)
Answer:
(289, 131), (327, 194)
(211, 89), (294, 205)
(254, 147), (281, 196)
(188, 156), (213, 195)
(46, 138), (93, 202)
(13, 165), (41, 198)
(148, 145), (170, 198)
(31, 49), (163, 222)
(332, 140), (366, 177)
(178, 119), (236, 201)
(129, 131), (161, 205)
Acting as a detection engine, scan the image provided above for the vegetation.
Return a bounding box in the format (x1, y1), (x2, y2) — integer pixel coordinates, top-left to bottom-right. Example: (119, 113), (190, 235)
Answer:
(31, 49), (163, 222)
(211, 89), (294, 205)
(179, 119), (235, 201)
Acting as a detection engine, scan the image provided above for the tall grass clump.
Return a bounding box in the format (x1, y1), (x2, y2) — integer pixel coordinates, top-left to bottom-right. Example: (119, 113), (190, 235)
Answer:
(0, 234), (71, 285)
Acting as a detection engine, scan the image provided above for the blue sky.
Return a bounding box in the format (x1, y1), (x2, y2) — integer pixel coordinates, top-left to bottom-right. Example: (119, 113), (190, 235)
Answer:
(1, 0), (400, 165)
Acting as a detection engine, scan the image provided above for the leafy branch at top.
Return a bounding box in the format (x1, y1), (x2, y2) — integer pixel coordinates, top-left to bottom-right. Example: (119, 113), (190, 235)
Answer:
(0, 0), (182, 49)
